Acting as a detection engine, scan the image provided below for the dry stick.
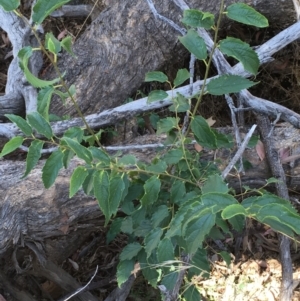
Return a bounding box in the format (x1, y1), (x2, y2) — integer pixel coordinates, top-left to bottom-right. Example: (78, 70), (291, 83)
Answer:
(256, 114), (293, 301)
(221, 124), (257, 179)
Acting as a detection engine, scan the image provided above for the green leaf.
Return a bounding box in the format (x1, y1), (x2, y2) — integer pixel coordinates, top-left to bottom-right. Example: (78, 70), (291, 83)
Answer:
(18, 47), (61, 88)
(219, 37), (259, 74)
(188, 248), (210, 279)
(146, 160), (167, 173)
(185, 212), (215, 253)
(201, 192), (237, 213)
(37, 86), (54, 120)
(157, 238), (174, 264)
(170, 180), (186, 204)
(179, 29), (207, 60)
(121, 217), (133, 234)
(157, 117), (179, 135)
(0, 136), (23, 157)
(5, 114), (32, 136)
(89, 146), (110, 165)
(181, 9), (214, 29)
(117, 259), (134, 287)
(266, 177), (280, 184)
(81, 169), (95, 195)
(106, 218), (122, 244)
(118, 155), (136, 165)
(63, 127), (84, 142)
(226, 3), (269, 28)
(109, 175), (125, 216)
(257, 204), (300, 235)
(183, 284), (202, 301)
(147, 90), (168, 103)
(228, 215), (245, 233)
(207, 74), (257, 95)
(0, 0), (20, 11)
(151, 205), (169, 228)
(163, 149), (183, 165)
(23, 140), (44, 178)
(62, 137), (92, 164)
(221, 204), (247, 219)
(173, 69), (190, 87)
(191, 115), (216, 148)
(161, 272), (178, 291)
(62, 149), (75, 169)
(138, 250), (159, 288)
(145, 71), (168, 83)
(145, 228), (163, 258)
(32, 0), (72, 24)
(61, 36), (76, 56)
(69, 166), (89, 198)
(169, 93), (190, 113)
(45, 32), (61, 55)
(202, 174), (228, 194)
(120, 242), (142, 261)
(140, 176), (161, 206)
(42, 149), (64, 188)
(220, 251), (231, 267)
(27, 111), (53, 139)
(93, 170), (110, 225)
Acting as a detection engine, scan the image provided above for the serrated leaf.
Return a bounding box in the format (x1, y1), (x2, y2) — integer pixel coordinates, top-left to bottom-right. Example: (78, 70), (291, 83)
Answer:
(202, 174), (228, 194)
(147, 90), (168, 103)
(27, 111), (53, 139)
(207, 74), (257, 95)
(221, 204), (247, 219)
(201, 193), (237, 213)
(32, 0), (72, 24)
(63, 127), (84, 142)
(185, 212), (215, 253)
(170, 180), (186, 204)
(61, 36), (75, 56)
(120, 242), (142, 261)
(0, 0), (20, 11)
(219, 37), (259, 74)
(257, 203), (300, 235)
(181, 9), (214, 29)
(89, 146), (110, 165)
(151, 205), (169, 228)
(145, 228), (163, 258)
(169, 93), (190, 112)
(191, 115), (216, 148)
(226, 3), (268, 28)
(183, 284), (202, 301)
(228, 215), (245, 232)
(37, 86), (54, 120)
(188, 248), (210, 279)
(109, 175), (125, 216)
(138, 250), (159, 288)
(62, 149), (75, 169)
(5, 114), (32, 136)
(106, 218), (122, 244)
(118, 154), (136, 165)
(140, 176), (161, 206)
(62, 137), (92, 164)
(69, 166), (88, 198)
(161, 272), (178, 291)
(163, 149), (183, 165)
(23, 140), (44, 178)
(18, 47), (61, 88)
(121, 217), (133, 234)
(42, 149), (64, 188)
(173, 69), (190, 87)
(0, 136), (23, 157)
(145, 71), (168, 83)
(81, 169), (95, 195)
(146, 160), (167, 173)
(93, 170), (110, 225)
(157, 117), (179, 135)
(179, 29), (207, 60)
(220, 251), (231, 267)
(117, 259), (134, 287)
(157, 238), (174, 264)
(45, 32), (61, 55)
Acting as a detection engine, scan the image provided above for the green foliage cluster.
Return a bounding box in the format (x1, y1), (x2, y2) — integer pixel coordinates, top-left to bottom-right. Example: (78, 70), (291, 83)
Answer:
(0, 1), (299, 300)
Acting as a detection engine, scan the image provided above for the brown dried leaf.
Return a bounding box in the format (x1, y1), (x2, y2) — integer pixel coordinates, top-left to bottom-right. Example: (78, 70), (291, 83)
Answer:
(194, 143), (202, 152)
(68, 258), (79, 271)
(0, 294), (7, 301)
(206, 116), (216, 127)
(255, 140), (265, 161)
(57, 29), (68, 41)
(131, 262), (140, 277)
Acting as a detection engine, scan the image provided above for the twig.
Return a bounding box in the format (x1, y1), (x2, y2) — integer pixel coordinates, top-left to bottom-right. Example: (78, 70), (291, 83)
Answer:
(221, 124), (257, 179)
(58, 265), (98, 301)
(256, 114), (293, 301)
